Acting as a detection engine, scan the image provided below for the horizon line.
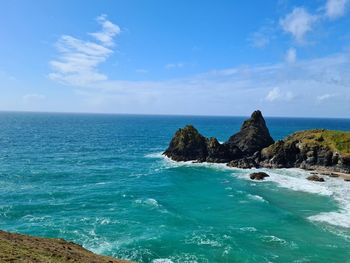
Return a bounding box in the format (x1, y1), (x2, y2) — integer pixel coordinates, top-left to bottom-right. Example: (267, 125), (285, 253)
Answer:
(0, 109), (349, 120)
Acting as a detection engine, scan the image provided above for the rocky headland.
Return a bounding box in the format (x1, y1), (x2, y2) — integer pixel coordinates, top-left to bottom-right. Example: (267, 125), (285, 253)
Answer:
(164, 110), (350, 179)
(0, 230), (132, 263)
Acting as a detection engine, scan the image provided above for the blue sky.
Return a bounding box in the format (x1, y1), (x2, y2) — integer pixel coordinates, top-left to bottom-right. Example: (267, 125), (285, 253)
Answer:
(0, 0), (350, 117)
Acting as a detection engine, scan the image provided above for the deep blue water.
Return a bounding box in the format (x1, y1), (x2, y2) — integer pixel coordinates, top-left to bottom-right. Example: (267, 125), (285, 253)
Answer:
(0, 112), (350, 263)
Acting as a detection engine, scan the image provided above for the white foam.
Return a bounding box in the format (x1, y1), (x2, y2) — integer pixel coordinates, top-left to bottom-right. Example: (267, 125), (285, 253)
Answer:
(307, 176), (350, 228)
(261, 235), (287, 245)
(134, 198), (161, 209)
(162, 155), (231, 172)
(157, 153), (350, 229)
(238, 168), (333, 196)
(247, 194), (267, 203)
(239, 226), (257, 232)
(152, 259), (174, 263)
(185, 233), (223, 247)
(145, 151), (164, 158)
(235, 168), (350, 228)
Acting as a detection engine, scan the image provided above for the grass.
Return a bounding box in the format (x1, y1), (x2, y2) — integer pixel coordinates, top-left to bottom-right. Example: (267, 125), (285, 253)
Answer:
(285, 129), (350, 156)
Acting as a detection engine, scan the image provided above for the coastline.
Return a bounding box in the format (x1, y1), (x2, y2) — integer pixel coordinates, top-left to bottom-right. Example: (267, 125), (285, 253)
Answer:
(0, 230), (133, 263)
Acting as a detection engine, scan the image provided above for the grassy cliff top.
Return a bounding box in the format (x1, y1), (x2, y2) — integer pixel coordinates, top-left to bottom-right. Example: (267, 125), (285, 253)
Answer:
(285, 129), (350, 156)
(0, 230), (132, 263)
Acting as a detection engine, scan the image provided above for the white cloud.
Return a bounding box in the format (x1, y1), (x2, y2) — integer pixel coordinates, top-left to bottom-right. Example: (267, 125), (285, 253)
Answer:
(265, 87), (295, 102)
(285, 47), (297, 63)
(22, 94), (46, 102)
(89, 14), (121, 46)
(325, 0), (348, 19)
(280, 7), (318, 43)
(64, 50), (350, 117)
(317, 93), (338, 101)
(49, 15), (120, 86)
(165, 63), (184, 69)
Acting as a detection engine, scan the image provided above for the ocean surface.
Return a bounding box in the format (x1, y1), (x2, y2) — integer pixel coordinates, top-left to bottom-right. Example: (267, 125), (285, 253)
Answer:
(1, 112), (350, 263)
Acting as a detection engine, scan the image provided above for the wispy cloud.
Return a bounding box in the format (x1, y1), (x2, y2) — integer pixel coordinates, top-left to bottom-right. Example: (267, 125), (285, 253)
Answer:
(49, 15), (120, 86)
(165, 63), (184, 69)
(317, 93), (338, 101)
(265, 87), (295, 102)
(71, 50), (350, 116)
(280, 7), (318, 43)
(285, 47), (297, 63)
(89, 14), (120, 46)
(48, 15), (350, 117)
(325, 0), (348, 19)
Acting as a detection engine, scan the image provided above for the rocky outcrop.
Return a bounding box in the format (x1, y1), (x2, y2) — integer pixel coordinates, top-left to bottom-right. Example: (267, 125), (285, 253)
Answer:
(206, 137), (237, 163)
(164, 112), (350, 175)
(259, 130), (350, 174)
(164, 111), (272, 163)
(225, 110), (274, 156)
(163, 125), (208, 161)
(307, 175), (325, 182)
(228, 157), (259, 169)
(0, 230), (132, 263)
(250, 172), (269, 180)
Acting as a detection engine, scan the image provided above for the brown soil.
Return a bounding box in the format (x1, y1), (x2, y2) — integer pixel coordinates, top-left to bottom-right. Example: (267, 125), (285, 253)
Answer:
(0, 230), (134, 263)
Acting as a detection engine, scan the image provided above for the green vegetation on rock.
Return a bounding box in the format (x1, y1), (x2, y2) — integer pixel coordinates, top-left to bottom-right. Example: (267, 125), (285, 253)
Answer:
(285, 129), (350, 156)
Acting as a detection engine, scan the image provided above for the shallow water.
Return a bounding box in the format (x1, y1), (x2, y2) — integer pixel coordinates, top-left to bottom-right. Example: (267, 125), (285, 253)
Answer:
(0, 112), (350, 262)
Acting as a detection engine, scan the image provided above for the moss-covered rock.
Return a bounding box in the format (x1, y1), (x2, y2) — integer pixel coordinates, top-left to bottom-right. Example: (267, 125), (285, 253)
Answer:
(260, 129), (350, 173)
(163, 125), (208, 161)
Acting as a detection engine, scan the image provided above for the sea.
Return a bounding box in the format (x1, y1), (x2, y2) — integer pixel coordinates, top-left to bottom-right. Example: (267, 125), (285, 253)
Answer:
(0, 112), (350, 263)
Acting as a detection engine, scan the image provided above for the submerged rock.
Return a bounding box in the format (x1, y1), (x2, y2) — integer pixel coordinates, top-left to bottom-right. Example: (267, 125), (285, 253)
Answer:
(163, 125), (208, 161)
(250, 172), (269, 180)
(225, 110), (274, 156)
(307, 175), (325, 182)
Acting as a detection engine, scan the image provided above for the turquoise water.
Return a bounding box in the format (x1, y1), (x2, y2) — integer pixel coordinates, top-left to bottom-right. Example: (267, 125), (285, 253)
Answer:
(1, 112), (350, 262)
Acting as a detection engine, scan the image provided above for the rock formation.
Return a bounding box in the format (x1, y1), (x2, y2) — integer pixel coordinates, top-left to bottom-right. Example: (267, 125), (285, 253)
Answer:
(259, 129), (350, 174)
(307, 175), (325, 182)
(225, 110), (274, 156)
(164, 111), (350, 174)
(163, 125), (208, 161)
(250, 172), (270, 180)
(164, 111), (272, 163)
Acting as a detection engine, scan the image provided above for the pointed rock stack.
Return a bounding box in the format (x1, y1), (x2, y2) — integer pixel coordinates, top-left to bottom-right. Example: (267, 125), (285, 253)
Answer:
(164, 110), (274, 164)
(225, 110), (274, 156)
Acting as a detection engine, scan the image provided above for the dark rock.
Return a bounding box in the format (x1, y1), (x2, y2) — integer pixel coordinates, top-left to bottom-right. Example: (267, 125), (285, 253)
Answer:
(260, 140), (300, 168)
(329, 173), (339, 178)
(250, 172), (269, 180)
(226, 110), (274, 156)
(307, 175), (325, 182)
(163, 125), (208, 161)
(344, 178), (350, 182)
(206, 137), (233, 163)
(228, 157), (259, 169)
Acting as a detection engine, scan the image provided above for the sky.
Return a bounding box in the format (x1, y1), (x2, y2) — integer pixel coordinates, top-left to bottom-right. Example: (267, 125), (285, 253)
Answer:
(0, 0), (350, 118)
